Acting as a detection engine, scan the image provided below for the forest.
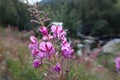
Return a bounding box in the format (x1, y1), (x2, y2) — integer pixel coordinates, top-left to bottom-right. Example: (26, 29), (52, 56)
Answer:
(0, 0), (120, 37)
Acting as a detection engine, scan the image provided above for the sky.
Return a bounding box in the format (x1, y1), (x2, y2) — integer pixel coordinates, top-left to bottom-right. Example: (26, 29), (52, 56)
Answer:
(24, 0), (42, 5)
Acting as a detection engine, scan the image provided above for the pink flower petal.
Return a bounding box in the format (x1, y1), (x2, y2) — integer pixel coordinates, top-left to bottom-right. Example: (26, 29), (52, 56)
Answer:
(30, 36), (37, 43)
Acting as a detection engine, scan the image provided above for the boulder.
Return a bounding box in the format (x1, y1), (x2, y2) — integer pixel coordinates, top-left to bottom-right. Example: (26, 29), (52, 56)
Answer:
(102, 39), (120, 53)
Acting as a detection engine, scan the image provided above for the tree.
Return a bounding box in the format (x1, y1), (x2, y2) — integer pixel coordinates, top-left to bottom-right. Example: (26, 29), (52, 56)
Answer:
(0, 0), (32, 30)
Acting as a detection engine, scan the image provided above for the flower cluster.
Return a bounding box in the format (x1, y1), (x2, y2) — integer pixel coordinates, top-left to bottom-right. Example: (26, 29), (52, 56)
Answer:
(26, 2), (75, 79)
(115, 57), (120, 71)
(28, 25), (74, 72)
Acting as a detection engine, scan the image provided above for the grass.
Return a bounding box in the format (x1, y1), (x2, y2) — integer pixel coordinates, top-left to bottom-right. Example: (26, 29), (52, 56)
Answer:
(0, 27), (44, 80)
(0, 27), (120, 80)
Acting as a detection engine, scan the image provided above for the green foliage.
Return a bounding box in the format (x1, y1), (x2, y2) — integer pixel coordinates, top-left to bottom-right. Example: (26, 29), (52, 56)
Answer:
(0, 0), (32, 30)
(97, 53), (115, 70)
(91, 20), (110, 36)
(0, 28), (44, 80)
(6, 57), (44, 80)
(0, 0), (120, 37)
(0, 0), (17, 25)
(68, 63), (98, 80)
(40, 0), (120, 37)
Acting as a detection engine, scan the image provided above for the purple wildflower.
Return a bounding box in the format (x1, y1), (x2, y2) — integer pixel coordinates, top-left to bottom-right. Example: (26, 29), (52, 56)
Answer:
(115, 57), (120, 71)
(51, 25), (66, 39)
(28, 36), (39, 57)
(39, 26), (53, 40)
(38, 52), (44, 59)
(39, 26), (48, 35)
(61, 41), (74, 58)
(28, 43), (38, 50)
(54, 63), (61, 72)
(30, 36), (37, 43)
(31, 49), (39, 57)
(33, 59), (41, 68)
(39, 42), (55, 57)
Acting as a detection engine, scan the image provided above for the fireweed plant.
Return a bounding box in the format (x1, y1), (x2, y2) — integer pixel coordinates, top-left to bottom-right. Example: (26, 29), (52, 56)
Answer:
(27, 1), (75, 80)
(115, 57), (120, 72)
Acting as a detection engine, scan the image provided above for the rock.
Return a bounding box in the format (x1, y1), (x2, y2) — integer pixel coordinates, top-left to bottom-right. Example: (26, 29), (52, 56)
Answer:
(102, 39), (120, 53)
(77, 44), (84, 56)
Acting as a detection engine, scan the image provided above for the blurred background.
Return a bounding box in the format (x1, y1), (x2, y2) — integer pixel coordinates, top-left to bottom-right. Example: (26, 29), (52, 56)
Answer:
(1, 0), (120, 37)
(0, 0), (120, 80)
